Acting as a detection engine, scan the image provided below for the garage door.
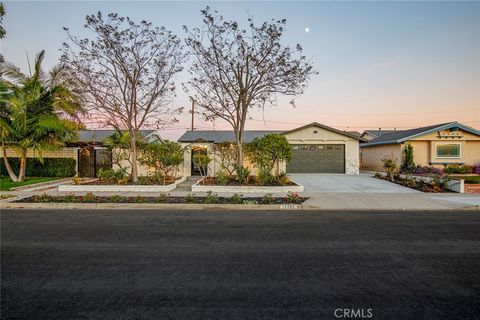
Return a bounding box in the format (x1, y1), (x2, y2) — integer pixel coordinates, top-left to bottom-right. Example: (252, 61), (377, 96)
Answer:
(287, 144), (345, 173)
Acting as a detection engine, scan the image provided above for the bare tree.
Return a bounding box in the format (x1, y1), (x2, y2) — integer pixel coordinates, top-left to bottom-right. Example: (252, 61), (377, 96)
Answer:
(62, 12), (185, 182)
(184, 7), (315, 170)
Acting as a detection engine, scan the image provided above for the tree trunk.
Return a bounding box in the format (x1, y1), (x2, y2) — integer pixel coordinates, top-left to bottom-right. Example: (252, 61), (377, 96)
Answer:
(2, 146), (18, 182)
(235, 137), (243, 170)
(18, 148), (27, 182)
(130, 134), (139, 183)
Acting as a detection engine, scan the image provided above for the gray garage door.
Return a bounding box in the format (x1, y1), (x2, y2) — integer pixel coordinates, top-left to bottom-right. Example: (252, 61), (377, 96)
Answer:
(286, 144), (345, 173)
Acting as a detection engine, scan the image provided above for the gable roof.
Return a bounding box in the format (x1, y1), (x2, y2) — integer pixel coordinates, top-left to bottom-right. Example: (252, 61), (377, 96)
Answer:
(76, 130), (157, 143)
(361, 129), (396, 139)
(282, 122), (366, 141)
(361, 122), (480, 147)
(178, 123), (365, 143)
(178, 130), (283, 143)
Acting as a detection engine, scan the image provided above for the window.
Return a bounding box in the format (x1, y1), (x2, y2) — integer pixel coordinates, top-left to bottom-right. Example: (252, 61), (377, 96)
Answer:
(436, 143), (461, 158)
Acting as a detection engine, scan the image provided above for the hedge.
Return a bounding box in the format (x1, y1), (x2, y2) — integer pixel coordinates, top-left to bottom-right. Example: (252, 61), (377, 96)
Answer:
(0, 157), (77, 177)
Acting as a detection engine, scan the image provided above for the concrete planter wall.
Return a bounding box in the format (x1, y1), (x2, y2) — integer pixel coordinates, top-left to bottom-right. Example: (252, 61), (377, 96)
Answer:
(58, 177), (186, 192)
(191, 178), (304, 193)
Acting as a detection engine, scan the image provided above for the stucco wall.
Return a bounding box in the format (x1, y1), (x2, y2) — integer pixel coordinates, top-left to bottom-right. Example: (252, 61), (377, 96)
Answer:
(181, 142), (264, 177)
(360, 144), (402, 171)
(113, 148), (183, 179)
(0, 147), (78, 160)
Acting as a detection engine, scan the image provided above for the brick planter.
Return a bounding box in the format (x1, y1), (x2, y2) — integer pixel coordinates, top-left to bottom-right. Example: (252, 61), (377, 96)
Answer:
(464, 184), (480, 194)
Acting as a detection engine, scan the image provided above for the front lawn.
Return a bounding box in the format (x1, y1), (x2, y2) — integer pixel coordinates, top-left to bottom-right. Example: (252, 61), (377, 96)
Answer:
(0, 176), (61, 191)
(451, 175), (480, 184)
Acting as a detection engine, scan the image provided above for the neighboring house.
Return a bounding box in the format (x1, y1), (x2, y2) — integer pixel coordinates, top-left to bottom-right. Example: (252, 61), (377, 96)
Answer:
(178, 122), (365, 176)
(1, 130), (160, 177)
(360, 122), (480, 171)
(360, 129), (396, 141)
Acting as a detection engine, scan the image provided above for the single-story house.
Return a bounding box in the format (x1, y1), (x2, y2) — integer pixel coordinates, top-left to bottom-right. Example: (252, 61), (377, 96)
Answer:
(1, 130), (161, 177)
(360, 122), (480, 171)
(177, 122), (365, 176)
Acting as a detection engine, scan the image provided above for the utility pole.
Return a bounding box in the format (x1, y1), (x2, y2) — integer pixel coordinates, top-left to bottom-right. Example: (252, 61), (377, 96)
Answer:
(190, 96), (195, 131)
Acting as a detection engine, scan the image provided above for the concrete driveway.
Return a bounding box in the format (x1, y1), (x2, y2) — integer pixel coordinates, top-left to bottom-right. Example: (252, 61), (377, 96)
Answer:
(290, 173), (419, 194)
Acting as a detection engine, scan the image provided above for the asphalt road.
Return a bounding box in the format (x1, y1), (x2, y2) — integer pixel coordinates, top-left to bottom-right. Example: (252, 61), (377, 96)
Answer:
(2, 209), (480, 320)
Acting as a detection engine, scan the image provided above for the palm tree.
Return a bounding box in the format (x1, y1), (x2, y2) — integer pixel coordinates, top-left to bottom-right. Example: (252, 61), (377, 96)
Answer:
(0, 50), (82, 182)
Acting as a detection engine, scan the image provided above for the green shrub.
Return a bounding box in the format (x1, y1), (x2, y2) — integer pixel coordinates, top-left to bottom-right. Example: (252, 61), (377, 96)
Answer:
(274, 172), (291, 186)
(245, 134), (292, 174)
(108, 195), (125, 203)
(256, 168), (274, 186)
(0, 157), (76, 177)
(33, 193), (53, 203)
(203, 191), (219, 204)
(155, 193), (168, 203)
(401, 143), (415, 173)
(430, 174), (451, 191)
(185, 193), (195, 203)
(130, 195), (145, 203)
(285, 192), (303, 204)
(63, 193), (78, 203)
(381, 154), (398, 181)
(261, 193), (275, 204)
(97, 168), (128, 184)
(445, 164), (472, 174)
(236, 166), (250, 185)
(216, 171), (230, 185)
(230, 193), (243, 204)
(81, 192), (97, 203)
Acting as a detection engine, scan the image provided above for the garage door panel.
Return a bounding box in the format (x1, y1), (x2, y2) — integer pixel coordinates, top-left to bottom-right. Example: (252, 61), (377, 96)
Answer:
(287, 144), (345, 173)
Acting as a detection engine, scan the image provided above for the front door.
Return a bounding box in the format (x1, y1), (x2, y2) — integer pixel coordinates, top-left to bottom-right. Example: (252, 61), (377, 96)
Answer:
(191, 147), (208, 176)
(78, 147), (95, 177)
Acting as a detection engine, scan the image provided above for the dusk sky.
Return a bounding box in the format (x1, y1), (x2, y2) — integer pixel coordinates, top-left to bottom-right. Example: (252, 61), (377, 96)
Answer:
(1, 1), (479, 139)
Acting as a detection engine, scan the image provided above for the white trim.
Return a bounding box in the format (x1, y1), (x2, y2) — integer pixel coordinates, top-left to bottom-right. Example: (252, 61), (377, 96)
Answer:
(435, 142), (461, 159)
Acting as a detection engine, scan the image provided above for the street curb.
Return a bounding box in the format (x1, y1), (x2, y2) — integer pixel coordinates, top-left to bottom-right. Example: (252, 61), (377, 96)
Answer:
(1, 202), (478, 211)
(0, 202), (303, 211)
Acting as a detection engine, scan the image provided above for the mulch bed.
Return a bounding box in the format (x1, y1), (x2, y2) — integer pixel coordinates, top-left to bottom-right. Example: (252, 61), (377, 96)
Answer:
(200, 177), (297, 187)
(82, 178), (176, 186)
(15, 194), (307, 205)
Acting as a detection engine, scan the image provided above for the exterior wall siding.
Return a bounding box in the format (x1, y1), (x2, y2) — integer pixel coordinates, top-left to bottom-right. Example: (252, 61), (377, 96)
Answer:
(0, 147), (78, 160)
(360, 144), (402, 171)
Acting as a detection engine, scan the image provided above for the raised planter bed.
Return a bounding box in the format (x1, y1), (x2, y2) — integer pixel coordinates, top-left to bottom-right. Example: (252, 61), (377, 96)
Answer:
(12, 193), (307, 205)
(191, 178), (304, 193)
(375, 172), (463, 193)
(58, 177), (186, 192)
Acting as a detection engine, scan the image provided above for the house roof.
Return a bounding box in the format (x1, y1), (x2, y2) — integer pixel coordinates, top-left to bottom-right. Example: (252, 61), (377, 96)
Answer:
(281, 122), (366, 141)
(361, 122), (480, 147)
(361, 129), (396, 138)
(178, 123), (365, 143)
(178, 130), (283, 143)
(75, 130), (157, 143)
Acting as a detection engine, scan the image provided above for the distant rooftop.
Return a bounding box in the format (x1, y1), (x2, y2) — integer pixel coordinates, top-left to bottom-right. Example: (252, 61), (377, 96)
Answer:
(75, 130), (157, 143)
(178, 130), (283, 143)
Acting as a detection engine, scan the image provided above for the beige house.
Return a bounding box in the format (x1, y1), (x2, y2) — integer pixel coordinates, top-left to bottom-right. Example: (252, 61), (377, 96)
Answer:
(177, 122), (364, 176)
(360, 122), (480, 171)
